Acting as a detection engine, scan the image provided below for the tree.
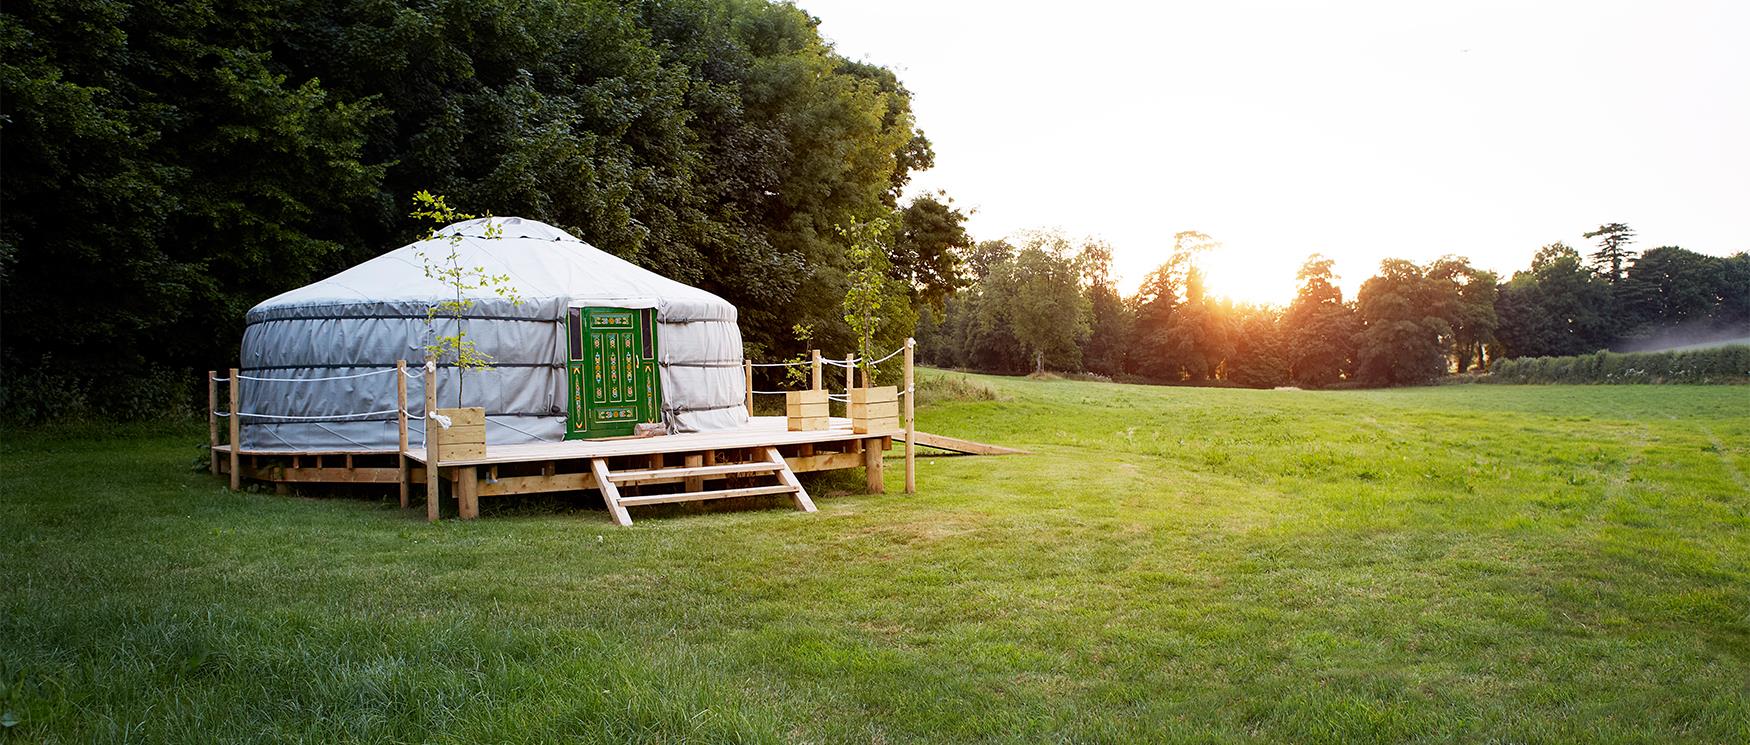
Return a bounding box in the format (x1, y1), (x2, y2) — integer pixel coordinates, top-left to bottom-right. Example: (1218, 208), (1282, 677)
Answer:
(1227, 306), (1290, 388)
(2, 0), (937, 419)
(1353, 259), (1452, 386)
(1426, 257), (1498, 372)
(407, 192), (520, 407)
(1583, 222), (1637, 284)
(1164, 268), (1234, 381)
(1, 0), (384, 418)
(1492, 243), (1613, 358)
(1078, 240), (1132, 377)
(890, 192), (972, 312)
(840, 218), (909, 384)
(1619, 246), (1726, 333)
(1128, 231), (1215, 379)
(1003, 232), (1090, 373)
(1283, 255), (1357, 387)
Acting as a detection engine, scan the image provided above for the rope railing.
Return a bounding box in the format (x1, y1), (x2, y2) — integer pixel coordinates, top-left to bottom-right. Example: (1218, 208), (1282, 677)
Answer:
(752, 387), (912, 398)
(236, 367), (401, 383)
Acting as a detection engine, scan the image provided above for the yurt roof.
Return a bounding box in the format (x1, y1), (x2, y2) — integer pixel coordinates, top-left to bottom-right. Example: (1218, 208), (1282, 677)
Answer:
(246, 217), (733, 324)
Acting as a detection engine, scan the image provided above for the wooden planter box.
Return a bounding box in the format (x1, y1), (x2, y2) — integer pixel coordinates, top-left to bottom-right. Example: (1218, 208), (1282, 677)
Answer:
(849, 386), (899, 434)
(434, 406), (486, 461)
(785, 390), (829, 431)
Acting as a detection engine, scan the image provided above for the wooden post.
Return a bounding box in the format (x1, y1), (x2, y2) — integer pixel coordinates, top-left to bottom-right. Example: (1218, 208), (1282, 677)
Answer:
(424, 359), (440, 522)
(227, 368), (241, 491)
(207, 371), (219, 475)
(457, 466), (479, 519)
(904, 337), (916, 494)
(811, 349), (822, 390)
(684, 453), (705, 492)
(863, 437), (885, 494)
(744, 359), (754, 416)
(843, 355), (854, 417)
(396, 359), (409, 509)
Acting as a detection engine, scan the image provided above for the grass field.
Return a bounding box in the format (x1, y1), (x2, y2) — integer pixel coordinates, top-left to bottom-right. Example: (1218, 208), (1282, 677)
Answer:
(3, 374), (1748, 743)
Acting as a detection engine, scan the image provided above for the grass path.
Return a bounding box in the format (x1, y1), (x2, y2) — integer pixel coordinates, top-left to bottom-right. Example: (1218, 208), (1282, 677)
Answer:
(3, 377), (1747, 743)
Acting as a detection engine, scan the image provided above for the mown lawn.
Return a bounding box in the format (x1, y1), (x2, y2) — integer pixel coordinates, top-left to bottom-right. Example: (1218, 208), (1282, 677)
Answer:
(3, 375), (1748, 743)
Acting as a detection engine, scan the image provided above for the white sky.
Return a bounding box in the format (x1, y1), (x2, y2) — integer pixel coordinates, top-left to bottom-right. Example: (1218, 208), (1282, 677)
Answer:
(799, 0), (1750, 304)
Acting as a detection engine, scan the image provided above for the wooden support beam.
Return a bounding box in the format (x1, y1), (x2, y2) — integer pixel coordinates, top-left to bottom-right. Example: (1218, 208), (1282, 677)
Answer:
(592, 458), (633, 526)
(228, 368), (241, 491)
(904, 337), (916, 494)
(478, 471), (596, 497)
(265, 467), (404, 484)
(683, 453), (705, 492)
(457, 466), (479, 520)
(207, 371), (219, 475)
(766, 446), (815, 513)
(788, 450), (862, 473)
(863, 436), (885, 494)
(424, 359), (439, 522)
(397, 359), (409, 509)
(811, 349), (822, 390)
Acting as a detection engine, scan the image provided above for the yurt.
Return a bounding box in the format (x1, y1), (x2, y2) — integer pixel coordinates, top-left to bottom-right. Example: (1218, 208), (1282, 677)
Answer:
(237, 217), (746, 451)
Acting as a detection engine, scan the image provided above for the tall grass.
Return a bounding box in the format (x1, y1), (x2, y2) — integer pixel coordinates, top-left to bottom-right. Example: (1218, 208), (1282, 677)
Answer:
(1489, 345), (1750, 384)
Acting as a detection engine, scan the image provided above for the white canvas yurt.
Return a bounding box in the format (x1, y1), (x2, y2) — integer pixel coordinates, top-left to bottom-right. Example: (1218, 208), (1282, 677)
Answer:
(237, 217), (746, 451)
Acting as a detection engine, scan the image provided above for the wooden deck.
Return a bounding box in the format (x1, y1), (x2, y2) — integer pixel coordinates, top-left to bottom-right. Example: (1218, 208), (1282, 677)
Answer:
(398, 416), (899, 466)
(215, 416), (899, 525)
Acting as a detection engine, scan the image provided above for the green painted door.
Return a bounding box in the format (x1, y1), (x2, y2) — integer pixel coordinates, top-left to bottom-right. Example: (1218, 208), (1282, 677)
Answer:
(565, 307), (661, 439)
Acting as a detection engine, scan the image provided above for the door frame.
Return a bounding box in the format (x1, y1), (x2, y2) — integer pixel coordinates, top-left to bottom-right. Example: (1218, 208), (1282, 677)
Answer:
(564, 306), (662, 440)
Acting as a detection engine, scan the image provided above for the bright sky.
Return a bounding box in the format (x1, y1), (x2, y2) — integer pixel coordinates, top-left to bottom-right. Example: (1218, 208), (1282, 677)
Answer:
(800, 0), (1750, 305)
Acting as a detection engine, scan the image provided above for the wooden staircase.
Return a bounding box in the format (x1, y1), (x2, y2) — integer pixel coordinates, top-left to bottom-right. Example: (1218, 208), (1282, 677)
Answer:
(593, 446), (815, 526)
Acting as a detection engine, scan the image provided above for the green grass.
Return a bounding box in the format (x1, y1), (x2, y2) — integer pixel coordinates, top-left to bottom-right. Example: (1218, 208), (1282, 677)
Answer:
(4, 373), (1748, 743)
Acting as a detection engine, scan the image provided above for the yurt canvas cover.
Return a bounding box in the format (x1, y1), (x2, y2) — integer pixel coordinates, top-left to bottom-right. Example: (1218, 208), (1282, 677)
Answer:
(238, 217), (746, 451)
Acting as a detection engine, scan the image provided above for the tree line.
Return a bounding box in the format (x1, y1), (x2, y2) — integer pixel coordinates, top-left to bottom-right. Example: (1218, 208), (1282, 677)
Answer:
(919, 223), (1749, 387)
(4, 1), (1745, 420)
(2, 0), (967, 417)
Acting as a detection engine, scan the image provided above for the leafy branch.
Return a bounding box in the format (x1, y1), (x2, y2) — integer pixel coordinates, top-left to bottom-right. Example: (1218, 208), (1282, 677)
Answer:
(840, 217), (895, 385)
(409, 191), (522, 407)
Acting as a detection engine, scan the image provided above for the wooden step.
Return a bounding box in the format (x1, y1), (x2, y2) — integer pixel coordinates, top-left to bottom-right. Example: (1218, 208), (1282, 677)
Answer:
(616, 484), (797, 507)
(607, 461), (785, 485)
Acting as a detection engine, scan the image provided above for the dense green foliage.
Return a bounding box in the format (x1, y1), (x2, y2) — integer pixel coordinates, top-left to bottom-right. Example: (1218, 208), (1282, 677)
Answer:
(1, 0), (951, 418)
(1489, 345), (1750, 385)
(924, 224), (1747, 388)
(5, 377), (1748, 741)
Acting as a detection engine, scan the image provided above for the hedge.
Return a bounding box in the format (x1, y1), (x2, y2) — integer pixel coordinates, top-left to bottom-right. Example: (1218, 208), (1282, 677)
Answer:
(1488, 345), (1750, 384)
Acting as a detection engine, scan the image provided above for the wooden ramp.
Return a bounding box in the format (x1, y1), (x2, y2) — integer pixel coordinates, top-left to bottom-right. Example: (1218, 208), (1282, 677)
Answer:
(896, 431), (1028, 456)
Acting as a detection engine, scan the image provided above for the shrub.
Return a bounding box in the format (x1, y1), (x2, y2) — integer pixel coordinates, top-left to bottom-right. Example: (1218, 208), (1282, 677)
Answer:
(1489, 346), (1750, 384)
(918, 372), (1000, 404)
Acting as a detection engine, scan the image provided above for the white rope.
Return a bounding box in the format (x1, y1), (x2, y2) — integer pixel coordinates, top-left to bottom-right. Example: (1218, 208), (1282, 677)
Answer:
(233, 408), (402, 420)
(750, 389), (794, 395)
(212, 411), (230, 417)
(864, 345), (906, 366)
(820, 357), (859, 368)
(236, 368), (400, 383)
(427, 410), (452, 429)
(402, 366), (425, 378)
(210, 376), (231, 382)
(747, 360), (808, 368)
